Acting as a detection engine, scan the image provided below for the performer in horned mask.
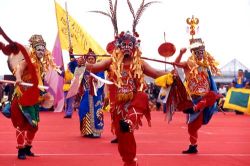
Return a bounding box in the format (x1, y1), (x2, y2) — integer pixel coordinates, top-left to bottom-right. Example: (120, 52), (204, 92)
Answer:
(78, 1), (185, 165)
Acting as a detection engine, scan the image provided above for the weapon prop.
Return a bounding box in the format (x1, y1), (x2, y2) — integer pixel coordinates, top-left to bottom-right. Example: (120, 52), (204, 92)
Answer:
(0, 27), (40, 106)
(90, 72), (113, 85)
(0, 80), (49, 90)
(71, 54), (185, 68)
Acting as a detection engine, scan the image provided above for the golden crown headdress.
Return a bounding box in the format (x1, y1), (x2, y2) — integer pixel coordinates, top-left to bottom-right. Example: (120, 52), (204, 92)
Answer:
(29, 34), (46, 48)
(186, 15), (205, 51)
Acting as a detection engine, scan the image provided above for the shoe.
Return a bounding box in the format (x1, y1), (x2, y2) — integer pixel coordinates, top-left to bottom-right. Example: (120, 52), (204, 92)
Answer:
(182, 145), (198, 154)
(84, 134), (100, 138)
(84, 134), (93, 138)
(18, 148), (26, 160)
(64, 115), (72, 118)
(111, 138), (118, 143)
(24, 145), (35, 156)
(235, 111), (244, 115)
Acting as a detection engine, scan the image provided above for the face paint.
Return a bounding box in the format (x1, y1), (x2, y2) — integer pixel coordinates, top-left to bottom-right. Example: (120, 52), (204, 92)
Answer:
(35, 45), (46, 59)
(120, 39), (135, 58)
(194, 49), (204, 60)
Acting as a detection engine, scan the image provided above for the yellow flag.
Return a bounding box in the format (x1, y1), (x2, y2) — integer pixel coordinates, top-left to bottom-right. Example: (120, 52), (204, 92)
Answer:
(54, 2), (106, 55)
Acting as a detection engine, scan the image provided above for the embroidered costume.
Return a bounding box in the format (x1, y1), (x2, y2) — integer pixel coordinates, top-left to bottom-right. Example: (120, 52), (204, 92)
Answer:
(173, 16), (221, 153)
(85, 1), (171, 165)
(78, 49), (105, 138)
(0, 32), (58, 159)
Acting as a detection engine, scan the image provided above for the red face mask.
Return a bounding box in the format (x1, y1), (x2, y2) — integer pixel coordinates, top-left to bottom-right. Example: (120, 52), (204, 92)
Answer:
(120, 39), (135, 57)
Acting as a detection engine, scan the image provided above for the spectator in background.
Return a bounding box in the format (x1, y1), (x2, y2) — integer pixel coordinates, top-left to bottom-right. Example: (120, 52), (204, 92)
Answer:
(232, 69), (249, 115)
(245, 82), (250, 89)
(232, 69), (248, 88)
(218, 84), (227, 97)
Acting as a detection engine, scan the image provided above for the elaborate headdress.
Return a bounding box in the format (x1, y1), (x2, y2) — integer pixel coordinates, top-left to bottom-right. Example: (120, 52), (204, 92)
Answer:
(91, 0), (159, 54)
(186, 15), (205, 52)
(29, 34), (46, 48)
(84, 48), (96, 60)
(28, 34), (57, 74)
(91, 0), (159, 92)
(186, 15), (220, 76)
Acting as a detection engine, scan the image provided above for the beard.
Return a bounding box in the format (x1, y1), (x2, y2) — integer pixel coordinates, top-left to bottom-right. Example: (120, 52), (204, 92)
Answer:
(123, 50), (133, 59)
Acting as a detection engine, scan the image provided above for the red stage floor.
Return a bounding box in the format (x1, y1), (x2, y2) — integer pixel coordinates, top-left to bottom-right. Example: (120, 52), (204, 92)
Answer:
(0, 110), (250, 166)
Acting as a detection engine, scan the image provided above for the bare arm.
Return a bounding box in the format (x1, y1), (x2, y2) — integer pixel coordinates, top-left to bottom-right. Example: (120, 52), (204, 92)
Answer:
(143, 60), (167, 79)
(15, 60), (27, 83)
(86, 58), (112, 73)
(174, 48), (189, 69)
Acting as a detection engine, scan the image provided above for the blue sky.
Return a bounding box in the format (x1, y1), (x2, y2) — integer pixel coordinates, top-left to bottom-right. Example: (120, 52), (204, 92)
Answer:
(0, 0), (250, 75)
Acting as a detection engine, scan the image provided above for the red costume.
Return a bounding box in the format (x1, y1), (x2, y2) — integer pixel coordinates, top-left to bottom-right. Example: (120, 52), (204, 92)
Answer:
(0, 31), (57, 159)
(171, 16), (221, 153)
(87, 1), (169, 165)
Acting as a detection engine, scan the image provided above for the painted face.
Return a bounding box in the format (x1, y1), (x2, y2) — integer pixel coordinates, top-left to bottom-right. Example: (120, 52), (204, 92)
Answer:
(194, 48), (205, 61)
(35, 45), (46, 59)
(120, 39), (134, 58)
(86, 56), (96, 64)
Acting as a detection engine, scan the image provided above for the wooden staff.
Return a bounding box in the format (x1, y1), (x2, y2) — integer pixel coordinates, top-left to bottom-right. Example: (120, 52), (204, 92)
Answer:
(0, 80), (49, 90)
(72, 54), (185, 68)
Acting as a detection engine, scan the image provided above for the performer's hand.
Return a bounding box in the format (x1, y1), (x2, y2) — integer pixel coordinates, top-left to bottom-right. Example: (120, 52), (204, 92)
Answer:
(171, 69), (179, 79)
(15, 79), (23, 86)
(179, 48), (187, 55)
(69, 47), (73, 54)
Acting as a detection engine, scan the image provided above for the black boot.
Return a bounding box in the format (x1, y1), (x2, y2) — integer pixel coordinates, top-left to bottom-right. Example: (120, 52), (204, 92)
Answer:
(24, 145), (35, 156)
(120, 120), (130, 132)
(110, 138), (118, 144)
(182, 145), (198, 154)
(18, 148), (26, 160)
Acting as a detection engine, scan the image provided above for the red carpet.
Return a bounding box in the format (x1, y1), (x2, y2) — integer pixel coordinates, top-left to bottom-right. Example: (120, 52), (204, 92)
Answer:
(0, 110), (250, 166)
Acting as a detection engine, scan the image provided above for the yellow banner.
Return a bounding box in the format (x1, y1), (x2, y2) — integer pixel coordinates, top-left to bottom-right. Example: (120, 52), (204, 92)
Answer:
(54, 2), (106, 55)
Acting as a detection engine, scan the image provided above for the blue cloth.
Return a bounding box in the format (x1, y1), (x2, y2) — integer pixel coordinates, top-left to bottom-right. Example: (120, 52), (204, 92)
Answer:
(189, 69), (218, 125)
(78, 71), (105, 133)
(232, 77), (247, 88)
(64, 92), (74, 116)
(68, 59), (78, 74)
(2, 102), (11, 118)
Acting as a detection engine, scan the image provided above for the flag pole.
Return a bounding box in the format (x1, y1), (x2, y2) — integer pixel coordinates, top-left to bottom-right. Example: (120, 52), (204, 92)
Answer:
(65, 2), (72, 51)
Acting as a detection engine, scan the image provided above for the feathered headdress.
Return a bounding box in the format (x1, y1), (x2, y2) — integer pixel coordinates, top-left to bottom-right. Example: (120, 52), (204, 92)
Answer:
(90, 0), (160, 92)
(90, 0), (160, 39)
